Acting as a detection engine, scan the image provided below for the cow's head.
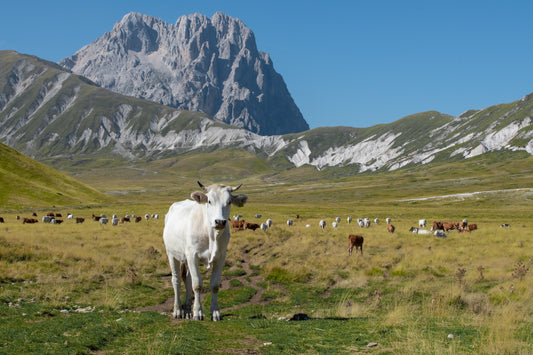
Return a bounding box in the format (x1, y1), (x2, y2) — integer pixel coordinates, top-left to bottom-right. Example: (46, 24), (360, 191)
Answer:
(191, 181), (248, 230)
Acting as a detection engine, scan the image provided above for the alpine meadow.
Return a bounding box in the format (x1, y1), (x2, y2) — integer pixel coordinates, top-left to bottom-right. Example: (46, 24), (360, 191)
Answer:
(1, 10), (533, 355)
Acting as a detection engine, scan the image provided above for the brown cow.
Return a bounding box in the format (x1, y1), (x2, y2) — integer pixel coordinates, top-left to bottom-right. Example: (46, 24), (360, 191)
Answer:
(442, 222), (457, 231)
(348, 234), (364, 255)
(23, 218), (38, 224)
(135, 216), (142, 223)
(76, 217), (85, 224)
(245, 222), (260, 231)
(468, 224), (477, 231)
(231, 220), (246, 231)
(387, 224), (395, 233)
(92, 214), (101, 221)
(432, 221), (443, 231)
(0, 217), (4, 223)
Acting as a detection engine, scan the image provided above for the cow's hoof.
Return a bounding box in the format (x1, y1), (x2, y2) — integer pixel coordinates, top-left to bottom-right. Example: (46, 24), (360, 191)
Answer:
(212, 311), (221, 321)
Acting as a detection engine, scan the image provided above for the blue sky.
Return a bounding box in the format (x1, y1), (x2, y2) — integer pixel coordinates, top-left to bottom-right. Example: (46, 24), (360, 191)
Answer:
(1, 0), (532, 129)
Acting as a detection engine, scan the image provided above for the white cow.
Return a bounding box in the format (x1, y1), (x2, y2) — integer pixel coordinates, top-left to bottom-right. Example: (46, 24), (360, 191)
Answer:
(319, 220), (326, 229)
(163, 181), (247, 321)
(332, 221), (338, 229)
(419, 219), (427, 228)
(347, 216), (352, 224)
(266, 218), (272, 227)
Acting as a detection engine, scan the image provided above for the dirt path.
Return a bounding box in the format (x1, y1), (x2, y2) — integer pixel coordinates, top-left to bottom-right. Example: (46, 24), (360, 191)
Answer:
(136, 252), (273, 316)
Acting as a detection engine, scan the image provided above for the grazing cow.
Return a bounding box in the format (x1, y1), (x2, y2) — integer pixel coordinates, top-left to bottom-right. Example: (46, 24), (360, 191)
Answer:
(92, 214), (101, 222)
(163, 181), (247, 321)
(364, 218), (371, 228)
(348, 234), (364, 255)
(386, 217), (391, 225)
(432, 221), (444, 231)
(387, 224), (395, 233)
(122, 217), (131, 223)
(32, 212), (37, 217)
(112, 217), (119, 226)
(42, 216), (51, 223)
(266, 218), (272, 227)
(47, 212), (55, 217)
(52, 219), (63, 224)
(500, 223), (510, 228)
(260, 223), (268, 231)
(332, 221), (338, 229)
(442, 222), (457, 231)
(100, 218), (109, 225)
(255, 214), (262, 218)
(231, 220), (245, 231)
(23, 218), (38, 224)
(135, 216), (142, 223)
(0, 217), (4, 223)
(409, 227), (431, 235)
(358, 219), (365, 228)
(55, 213), (62, 218)
(153, 214), (159, 220)
(67, 214), (73, 220)
(374, 218), (379, 224)
(287, 219), (294, 226)
(419, 219), (427, 228)
(347, 216), (352, 224)
(76, 217), (85, 224)
(145, 214), (150, 220)
(319, 220), (326, 229)
(245, 222), (260, 231)
(468, 224), (477, 231)
(335, 217), (341, 223)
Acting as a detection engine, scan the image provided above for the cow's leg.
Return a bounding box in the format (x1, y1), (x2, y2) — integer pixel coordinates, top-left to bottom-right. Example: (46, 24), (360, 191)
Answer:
(187, 254), (204, 320)
(209, 257), (225, 321)
(182, 263), (193, 319)
(168, 255), (182, 319)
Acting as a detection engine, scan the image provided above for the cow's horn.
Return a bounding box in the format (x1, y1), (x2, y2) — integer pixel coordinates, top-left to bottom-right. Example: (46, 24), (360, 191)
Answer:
(231, 183), (242, 191)
(197, 181), (207, 191)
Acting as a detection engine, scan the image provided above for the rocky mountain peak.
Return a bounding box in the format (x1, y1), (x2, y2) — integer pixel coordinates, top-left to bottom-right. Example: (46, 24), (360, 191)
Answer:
(59, 12), (309, 135)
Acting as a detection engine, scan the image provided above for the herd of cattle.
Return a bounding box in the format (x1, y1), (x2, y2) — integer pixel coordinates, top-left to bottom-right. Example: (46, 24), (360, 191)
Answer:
(227, 214), (483, 257)
(0, 212), (159, 226)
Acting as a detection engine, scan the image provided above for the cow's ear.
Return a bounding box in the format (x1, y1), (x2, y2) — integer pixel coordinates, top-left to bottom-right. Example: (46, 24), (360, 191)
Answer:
(231, 194), (248, 207)
(191, 191), (208, 204)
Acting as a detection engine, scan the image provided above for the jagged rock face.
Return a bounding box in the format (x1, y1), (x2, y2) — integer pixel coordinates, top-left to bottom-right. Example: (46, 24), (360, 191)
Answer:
(59, 12), (309, 136)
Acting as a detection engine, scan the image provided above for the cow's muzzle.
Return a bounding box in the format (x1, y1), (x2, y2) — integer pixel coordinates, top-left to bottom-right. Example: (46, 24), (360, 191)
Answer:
(214, 219), (227, 230)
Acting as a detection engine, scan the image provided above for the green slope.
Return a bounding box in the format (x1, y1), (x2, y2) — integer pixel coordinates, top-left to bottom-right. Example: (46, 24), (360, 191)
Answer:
(0, 142), (114, 210)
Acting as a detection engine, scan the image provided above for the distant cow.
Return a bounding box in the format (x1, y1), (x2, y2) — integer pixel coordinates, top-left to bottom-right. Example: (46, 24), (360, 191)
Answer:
(419, 219), (427, 228)
(23, 218), (38, 224)
(319, 220), (326, 229)
(434, 230), (447, 238)
(387, 224), (395, 233)
(442, 222), (457, 231)
(332, 221), (338, 229)
(163, 181), (247, 321)
(386, 217), (392, 224)
(245, 222), (260, 231)
(231, 220), (245, 231)
(76, 217), (85, 224)
(468, 224), (477, 231)
(260, 223), (268, 231)
(0, 217), (4, 223)
(100, 218), (109, 225)
(409, 227), (431, 235)
(266, 219), (272, 227)
(432, 221), (444, 231)
(135, 216), (142, 223)
(348, 235), (364, 255)
(92, 214), (101, 221)
(287, 219), (294, 226)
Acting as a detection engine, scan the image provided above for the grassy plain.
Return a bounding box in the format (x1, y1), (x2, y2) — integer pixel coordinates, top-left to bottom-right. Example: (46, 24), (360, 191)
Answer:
(1, 154), (532, 354)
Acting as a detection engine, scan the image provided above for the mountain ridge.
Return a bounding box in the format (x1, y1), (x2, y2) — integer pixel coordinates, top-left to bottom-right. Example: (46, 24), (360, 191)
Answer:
(1, 50), (533, 176)
(59, 12), (309, 136)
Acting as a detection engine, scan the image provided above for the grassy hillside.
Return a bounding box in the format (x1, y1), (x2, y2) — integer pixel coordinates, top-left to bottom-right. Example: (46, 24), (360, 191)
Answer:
(0, 142), (114, 210)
